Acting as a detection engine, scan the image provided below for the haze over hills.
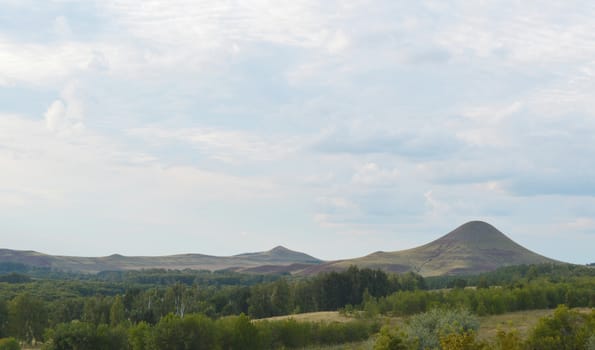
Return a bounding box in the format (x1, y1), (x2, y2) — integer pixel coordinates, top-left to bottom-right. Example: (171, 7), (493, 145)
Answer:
(0, 246), (322, 274)
(0, 221), (564, 276)
(303, 221), (560, 276)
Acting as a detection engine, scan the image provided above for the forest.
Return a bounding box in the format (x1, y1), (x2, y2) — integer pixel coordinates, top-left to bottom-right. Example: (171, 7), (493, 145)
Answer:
(0, 263), (592, 349)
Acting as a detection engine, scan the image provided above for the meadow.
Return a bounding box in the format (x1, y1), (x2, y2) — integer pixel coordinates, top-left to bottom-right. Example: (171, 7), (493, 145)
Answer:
(0, 263), (592, 349)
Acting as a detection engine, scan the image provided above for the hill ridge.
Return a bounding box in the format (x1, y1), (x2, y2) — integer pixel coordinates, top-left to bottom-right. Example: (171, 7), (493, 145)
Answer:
(302, 221), (559, 276)
(0, 246), (323, 274)
(0, 221), (562, 276)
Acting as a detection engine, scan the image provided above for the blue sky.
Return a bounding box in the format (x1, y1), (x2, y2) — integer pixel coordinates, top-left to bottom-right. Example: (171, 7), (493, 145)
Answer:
(1, 1), (594, 263)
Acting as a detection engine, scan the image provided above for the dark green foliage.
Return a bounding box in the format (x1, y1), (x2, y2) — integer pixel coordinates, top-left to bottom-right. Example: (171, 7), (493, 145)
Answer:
(373, 325), (408, 350)
(255, 318), (378, 348)
(44, 322), (128, 350)
(489, 329), (523, 350)
(369, 276), (594, 317)
(426, 263), (595, 290)
(95, 269), (280, 287)
(0, 301), (8, 338)
(439, 331), (485, 350)
(0, 274), (31, 284)
(0, 338), (20, 350)
(216, 314), (260, 350)
(0, 263), (592, 349)
(150, 313), (217, 350)
(8, 293), (47, 343)
(82, 296), (111, 325)
(48, 298), (84, 327)
(244, 266), (409, 318)
(406, 308), (479, 350)
(525, 305), (595, 350)
(128, 322), (152, 350)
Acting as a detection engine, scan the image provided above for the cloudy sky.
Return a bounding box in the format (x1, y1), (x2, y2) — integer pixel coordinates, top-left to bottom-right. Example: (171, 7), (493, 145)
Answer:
(1, 1), (594, 263)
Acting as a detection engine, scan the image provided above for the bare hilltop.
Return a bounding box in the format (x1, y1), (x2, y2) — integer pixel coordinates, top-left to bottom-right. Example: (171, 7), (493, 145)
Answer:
(0, 221), (561, 276)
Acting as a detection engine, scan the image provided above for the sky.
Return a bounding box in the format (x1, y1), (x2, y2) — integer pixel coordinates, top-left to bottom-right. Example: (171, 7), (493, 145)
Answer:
(1, 1), (594, 264)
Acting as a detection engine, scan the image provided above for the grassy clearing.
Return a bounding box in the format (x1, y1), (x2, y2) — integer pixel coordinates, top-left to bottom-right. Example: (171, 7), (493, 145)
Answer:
(477, 307), (592, 340)
(264, 307), (594, 346)
(20, 307), (594, 350)
(302, 338), (375, 350)
(477, 309), (553, 340)
(260, 311), (354, 323)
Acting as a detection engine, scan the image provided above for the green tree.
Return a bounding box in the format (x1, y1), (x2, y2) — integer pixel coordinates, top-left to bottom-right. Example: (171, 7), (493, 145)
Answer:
(439, 331), (485, 350)
(217, 314), (260, 350)
(0, 338), (20, 350)
(525, 305), (594, 350)
(46, 321), (128, 350)
(270, 279), (291, 316)
(109, 296), (126, 327)
(82, 297), (110, 326)
(0, 301), (8, 338)
(152, 313), (216, 350)
(8, 293), (47, 344)
(489, 329), (523, 350)
(406, 308), (479, 350)
(128, 321), (153, 350)
(374, 325), (408, 350)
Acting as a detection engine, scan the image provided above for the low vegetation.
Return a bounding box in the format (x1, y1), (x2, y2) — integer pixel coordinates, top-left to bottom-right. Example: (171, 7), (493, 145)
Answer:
(0, 262), (592, 349)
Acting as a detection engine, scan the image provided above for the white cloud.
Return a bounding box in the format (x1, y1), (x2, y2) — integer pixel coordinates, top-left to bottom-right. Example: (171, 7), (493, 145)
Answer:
(53, 16), (72, 38)
(0, 36), (88, 86)
(435, 2), (595, 65)
(102, 0), (347, 50)
(44, 82), (85, 134)
(128, 126), (301, 163)
(424, 189), (449, 217)
(351, 162), (399, 186)
(0, 115), (278, 208)
(564, 217), (595, 230)
(1, 1), (595, 261)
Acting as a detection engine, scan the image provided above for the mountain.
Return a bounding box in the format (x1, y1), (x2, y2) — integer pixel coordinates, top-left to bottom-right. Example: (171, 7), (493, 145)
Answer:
(233, 245), (321, 264)
(0, 221), (562, 276)
(0, 246), (322, 274)
(302, 221), (559, 276)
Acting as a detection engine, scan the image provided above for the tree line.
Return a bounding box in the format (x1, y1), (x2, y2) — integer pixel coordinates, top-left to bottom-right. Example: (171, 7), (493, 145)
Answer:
(0, 263), (592, 347)
(362, 275), (594, 317)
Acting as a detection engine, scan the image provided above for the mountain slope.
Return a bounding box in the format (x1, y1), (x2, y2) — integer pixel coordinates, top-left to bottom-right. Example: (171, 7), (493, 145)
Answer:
(0, 246), (322, 274)
(233, 245), (321, 264)
(303, 221), (558, 276)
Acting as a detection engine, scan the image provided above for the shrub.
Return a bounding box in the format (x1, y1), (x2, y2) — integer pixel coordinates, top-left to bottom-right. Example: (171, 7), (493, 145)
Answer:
(44, 321), (128, 350)
(406, 308), (479, 350)
(525, 305), (595, 350)
(0, 338), (20, 350)
(373, 325), (408, 350)
(439, 331), (485, 350)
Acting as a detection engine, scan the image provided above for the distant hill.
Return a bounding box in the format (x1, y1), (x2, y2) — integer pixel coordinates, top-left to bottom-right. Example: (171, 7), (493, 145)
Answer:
(302, 221), (560, 276)
(0, 246), (322, 274)
(0, 221), (563, 276)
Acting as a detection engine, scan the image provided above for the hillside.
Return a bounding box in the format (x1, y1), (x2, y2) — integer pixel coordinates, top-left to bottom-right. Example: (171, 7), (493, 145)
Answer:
(0, 246), (322, 274)
(0, 221), (562, 276)
(303, 221), (559, 276)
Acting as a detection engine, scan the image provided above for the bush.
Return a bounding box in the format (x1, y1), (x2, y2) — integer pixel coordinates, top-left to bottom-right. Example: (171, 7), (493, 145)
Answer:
(439, 331), (485, 350)
(373, 325), (408, 350)
(406, 308), (479, 350)
(488, 329), (523, 350)
(255, 318), (377, 349)
(525, 305), (594, 350)
(0, 338), (20, 350)
(44, 321), (128, 350)
(216, 314), (260, 350)
(151, 313), (217, 350)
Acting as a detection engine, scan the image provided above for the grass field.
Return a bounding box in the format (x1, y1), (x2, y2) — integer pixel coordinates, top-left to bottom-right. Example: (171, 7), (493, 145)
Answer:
(19, 307), (594, 350)
(274, 307), (594, 349)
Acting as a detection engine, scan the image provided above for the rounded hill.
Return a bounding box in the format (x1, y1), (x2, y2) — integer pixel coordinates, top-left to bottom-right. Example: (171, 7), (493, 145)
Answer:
(305, 221), (559, 276)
